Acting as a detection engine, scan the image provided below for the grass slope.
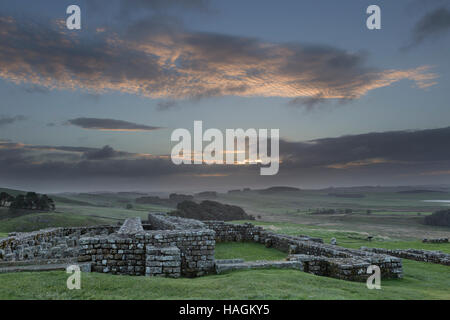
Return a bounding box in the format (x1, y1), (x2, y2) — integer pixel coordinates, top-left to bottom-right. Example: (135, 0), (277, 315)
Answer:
(0, 212), (111, 233)
(0, 259), (448, 300)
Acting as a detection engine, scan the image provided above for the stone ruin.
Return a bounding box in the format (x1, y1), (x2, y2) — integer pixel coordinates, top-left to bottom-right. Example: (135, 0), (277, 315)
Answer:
(0, 213), (408, 281)
(361, 247), (450, 266)
(422, 238), (449, 244)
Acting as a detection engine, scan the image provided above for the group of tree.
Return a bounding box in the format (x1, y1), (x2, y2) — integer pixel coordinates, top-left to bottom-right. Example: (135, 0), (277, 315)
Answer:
(310, 208), (353, 215)
(424, 209), (450, 227)
(0, 191), (55, 211)
(169, 200), (255, 221)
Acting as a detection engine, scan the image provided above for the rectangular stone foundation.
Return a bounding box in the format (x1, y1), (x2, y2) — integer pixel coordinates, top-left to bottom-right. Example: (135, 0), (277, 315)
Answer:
(204, 221), (403, 281)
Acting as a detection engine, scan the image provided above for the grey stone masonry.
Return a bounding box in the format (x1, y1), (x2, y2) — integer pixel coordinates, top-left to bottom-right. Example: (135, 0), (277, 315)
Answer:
(147, 212), (206, 230)
(286, 254), (400, 282)
(0, 225), (118, 263)
(422, 238), (448, 243)
(78, 213), (216, 277)
(215, 259), (302, 274)
(146, 246), (181, 277)
(118, 217), (144, 235)
(361, 247), (450, 266)
(204, 220), (403, 281)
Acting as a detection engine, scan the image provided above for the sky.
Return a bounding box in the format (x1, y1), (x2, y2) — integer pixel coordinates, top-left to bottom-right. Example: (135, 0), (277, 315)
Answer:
(0, 0), (450, 192)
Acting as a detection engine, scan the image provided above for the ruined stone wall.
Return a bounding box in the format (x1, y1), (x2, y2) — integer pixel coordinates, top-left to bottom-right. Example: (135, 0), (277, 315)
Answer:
(147, 212), (206, 230)
(0, 225), (118, 262)
(146, 246), (181, 277)
(78, 229), (215, 277)
(361, 247), (450, 266)
(203, 221), (261, 242)
(204, 221), (403, 281)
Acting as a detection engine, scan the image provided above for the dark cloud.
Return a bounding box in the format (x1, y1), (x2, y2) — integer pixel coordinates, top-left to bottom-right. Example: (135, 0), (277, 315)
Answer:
(0, 14), (437, 105)
(410, 6), (450, 46)
(82, 145), (125, 160)
(23, 84), (50, 94)
(157, 100), (178, 111)
(67, 117), (163, 132)
(0, 115), (27, 127)
(280, 126), (450, 169)
(288, 94), (328, 110)
(2, 127), (450, 191)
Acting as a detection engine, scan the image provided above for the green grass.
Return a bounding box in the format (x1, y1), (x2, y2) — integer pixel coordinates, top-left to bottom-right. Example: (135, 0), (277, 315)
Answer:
(0, 258), (448, 299)
(0, 232), (8, 238)
(0, 212), (111, 233)
(215, 242), (286, 261)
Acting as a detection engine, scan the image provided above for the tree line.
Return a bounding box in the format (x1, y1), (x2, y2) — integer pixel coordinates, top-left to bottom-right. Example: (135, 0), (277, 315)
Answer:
(0, 191), (55, 211)
(424, 209), (450, 227)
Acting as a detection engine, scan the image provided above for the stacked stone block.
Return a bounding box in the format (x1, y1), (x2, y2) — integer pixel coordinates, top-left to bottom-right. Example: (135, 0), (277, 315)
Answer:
(422, 238), (449, 243)
(361, 247), (450, 266)
(205, 221), (403, 281)
(78, 216), (216, 277)
(78, 237), (146, 275)
(146, 246), (181, 277)
(0, 225), (118, 263)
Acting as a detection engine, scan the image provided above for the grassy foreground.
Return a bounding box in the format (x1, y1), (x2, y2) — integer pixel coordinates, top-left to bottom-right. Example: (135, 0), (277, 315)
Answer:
(0, 242), (449, 300)
(0, 260), (448, 300)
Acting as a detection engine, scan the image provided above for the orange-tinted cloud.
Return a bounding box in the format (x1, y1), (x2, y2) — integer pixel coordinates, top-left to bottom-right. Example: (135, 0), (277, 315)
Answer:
(0, 16), (439, 104)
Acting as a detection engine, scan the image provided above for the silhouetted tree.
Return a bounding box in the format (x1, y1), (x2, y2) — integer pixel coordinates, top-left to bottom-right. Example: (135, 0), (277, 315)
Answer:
(8, 193), (55, 211)
(10, 195), (25, 209)
(0, 192), (10, 206)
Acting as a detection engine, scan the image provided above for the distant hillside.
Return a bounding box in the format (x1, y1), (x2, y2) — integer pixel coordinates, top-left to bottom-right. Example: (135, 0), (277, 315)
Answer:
(169, 200), (254, 221)
(0, 188), (27, 196)
(397, 190), (446, 194)
(195, 191), (218, 198)
(328, 193), (365, 198)
(257, 186), (301, 194)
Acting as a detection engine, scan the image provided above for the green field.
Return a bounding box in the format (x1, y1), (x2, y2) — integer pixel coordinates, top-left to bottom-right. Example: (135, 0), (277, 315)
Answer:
(0, 211), (111, 233)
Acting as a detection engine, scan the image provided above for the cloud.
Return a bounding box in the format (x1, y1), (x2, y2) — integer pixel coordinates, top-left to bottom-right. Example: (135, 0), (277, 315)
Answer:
(409, 6), (450, 46)
(279, 126), (450, 169)
(2, 127), (450, 191)
(157, 100), (178, 110)
(82, 145), (125, 160)
(0, 15), (438, 106)
(0, 115), (27, 127)
(66, 117), (163, 132)
(117, 0), (211, 14)
(88, 0), (211, 17)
